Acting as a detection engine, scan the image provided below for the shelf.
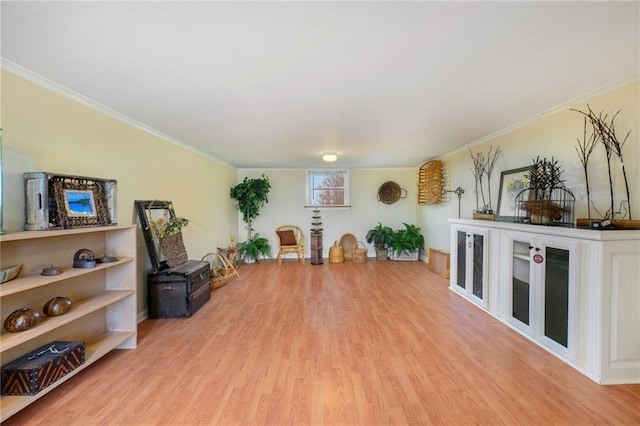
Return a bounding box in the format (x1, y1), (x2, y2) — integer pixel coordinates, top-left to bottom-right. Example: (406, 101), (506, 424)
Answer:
(0, 225), (137, 421)
(0, 330), (135, 422)
(0, 225), (132, 242)
(1, 290), (134, 351)
(0, 258), (134, 297)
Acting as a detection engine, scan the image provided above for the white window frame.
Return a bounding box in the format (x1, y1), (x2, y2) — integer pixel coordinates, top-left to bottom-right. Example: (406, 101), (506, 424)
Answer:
(305, 169), (350, 207)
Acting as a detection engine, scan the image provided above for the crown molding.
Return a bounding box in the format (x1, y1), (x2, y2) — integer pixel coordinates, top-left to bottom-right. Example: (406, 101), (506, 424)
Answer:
(1, 58), (233, 168)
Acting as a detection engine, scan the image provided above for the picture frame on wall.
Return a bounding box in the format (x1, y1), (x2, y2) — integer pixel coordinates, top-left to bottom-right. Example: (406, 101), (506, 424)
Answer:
(496, 166), (530, 222)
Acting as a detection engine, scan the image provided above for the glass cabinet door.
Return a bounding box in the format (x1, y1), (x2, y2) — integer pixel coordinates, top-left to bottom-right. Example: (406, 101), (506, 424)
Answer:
(472, 234), (484, 299)
(543, 246), (570, 348)
(456, 230), (467, 290)
(512, 240), (531, 326)
(450, 225), (488, 310)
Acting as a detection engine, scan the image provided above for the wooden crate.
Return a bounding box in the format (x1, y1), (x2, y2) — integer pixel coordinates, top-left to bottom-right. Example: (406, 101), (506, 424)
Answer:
(428, 248), (450, 279)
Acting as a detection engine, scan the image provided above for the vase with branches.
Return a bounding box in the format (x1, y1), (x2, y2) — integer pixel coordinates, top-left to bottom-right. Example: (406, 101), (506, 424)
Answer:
(572, 105), (632, 221)
(469, 146), (501, 214)
(575, 116), (598, 220)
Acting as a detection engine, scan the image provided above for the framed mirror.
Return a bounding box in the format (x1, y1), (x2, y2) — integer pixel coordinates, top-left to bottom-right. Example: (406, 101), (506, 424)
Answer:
(135, 200), (175, 271)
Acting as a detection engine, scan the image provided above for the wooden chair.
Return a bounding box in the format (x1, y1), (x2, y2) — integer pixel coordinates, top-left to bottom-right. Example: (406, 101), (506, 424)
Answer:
(275, 225), (305, 266)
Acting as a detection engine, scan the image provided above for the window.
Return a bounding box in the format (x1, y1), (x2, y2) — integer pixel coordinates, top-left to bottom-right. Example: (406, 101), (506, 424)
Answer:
(306, 170), (350, 207)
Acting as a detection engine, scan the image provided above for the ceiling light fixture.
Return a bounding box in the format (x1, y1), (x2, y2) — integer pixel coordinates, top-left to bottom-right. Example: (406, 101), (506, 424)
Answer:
(322, 152), (338, 162)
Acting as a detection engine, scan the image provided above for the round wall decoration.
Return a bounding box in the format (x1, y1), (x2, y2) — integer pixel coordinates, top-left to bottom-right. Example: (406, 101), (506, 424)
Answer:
(377, 181), (407, 204)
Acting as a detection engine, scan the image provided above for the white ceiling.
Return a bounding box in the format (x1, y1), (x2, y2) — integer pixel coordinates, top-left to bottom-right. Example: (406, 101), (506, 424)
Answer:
(2, 1), (639, 169)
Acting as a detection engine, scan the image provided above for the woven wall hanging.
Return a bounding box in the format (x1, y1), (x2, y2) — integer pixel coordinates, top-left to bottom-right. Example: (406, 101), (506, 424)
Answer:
(418, 160), (443, 205)
(377, 181), (407, 204)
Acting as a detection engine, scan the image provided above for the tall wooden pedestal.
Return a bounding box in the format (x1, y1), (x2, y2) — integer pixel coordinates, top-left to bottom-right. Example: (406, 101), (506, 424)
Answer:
(310, 232), (323, 265)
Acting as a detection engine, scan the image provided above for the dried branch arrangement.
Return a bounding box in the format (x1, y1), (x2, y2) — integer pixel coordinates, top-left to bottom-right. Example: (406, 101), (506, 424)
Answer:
(572, 105), (632, 221)
(519, 157), (574, 224)
(528, 156), (565, 200)
(574, 116), (598, 219)
(468, 146), (501, 214)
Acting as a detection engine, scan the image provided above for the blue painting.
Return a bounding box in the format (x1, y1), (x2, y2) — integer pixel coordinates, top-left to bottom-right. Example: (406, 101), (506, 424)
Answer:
(64, 190), (96, 217)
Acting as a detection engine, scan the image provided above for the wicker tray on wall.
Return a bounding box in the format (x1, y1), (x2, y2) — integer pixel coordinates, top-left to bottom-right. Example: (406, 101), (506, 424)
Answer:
(418, 160), (443, 205)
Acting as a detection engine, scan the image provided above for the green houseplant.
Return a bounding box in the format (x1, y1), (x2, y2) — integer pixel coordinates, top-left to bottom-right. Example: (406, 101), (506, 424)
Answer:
(389, 223), (425, 261)
(237, 234), (271, 263)
(365, 222), (393, 261)
(230, 174), (272, 262)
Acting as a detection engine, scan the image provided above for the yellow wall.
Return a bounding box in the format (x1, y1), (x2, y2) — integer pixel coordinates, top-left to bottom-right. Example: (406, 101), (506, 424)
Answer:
(420, 81), (640, 251)
(1, 70), (239, 316)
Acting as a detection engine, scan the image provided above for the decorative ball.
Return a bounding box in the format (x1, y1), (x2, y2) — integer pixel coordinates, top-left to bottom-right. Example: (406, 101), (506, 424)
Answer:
(43, 296), (73, 316)
(3, 308), (41, 332)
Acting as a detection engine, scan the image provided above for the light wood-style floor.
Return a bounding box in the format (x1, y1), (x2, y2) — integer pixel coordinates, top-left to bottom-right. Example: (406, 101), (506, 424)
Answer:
(4, 260), (640, 425)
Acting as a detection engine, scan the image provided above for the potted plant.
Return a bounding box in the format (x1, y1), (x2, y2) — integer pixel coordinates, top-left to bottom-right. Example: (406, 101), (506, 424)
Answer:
(389, 223), (425, 261)
(237, 234), (271, 264)
(520, 156), (573, 224)
(365, 222), (393, 261)
(230, 174), (272, 262)
(147, 205), (189, 268)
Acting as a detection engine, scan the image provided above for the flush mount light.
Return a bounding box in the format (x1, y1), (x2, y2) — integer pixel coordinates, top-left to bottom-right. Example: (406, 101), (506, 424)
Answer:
(322, 152), (338, 162)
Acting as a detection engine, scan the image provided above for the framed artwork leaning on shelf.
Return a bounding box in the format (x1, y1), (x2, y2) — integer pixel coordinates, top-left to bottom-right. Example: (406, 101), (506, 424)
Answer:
(496, 167), (530, 222)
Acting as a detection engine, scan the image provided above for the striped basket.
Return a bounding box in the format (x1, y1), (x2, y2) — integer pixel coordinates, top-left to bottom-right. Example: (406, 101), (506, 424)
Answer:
(329, 241), (344, 263)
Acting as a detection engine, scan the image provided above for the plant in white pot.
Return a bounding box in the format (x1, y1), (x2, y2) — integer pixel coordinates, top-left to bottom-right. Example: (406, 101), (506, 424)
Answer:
(389, 223), (425, 261)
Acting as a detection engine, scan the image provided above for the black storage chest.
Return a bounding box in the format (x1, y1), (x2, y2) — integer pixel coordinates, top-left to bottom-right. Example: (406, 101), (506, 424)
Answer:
(148, 260), (211, 318)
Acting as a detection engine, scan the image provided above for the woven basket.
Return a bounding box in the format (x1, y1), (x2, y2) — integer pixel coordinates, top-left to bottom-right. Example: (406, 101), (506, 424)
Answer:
(329, 241), (344, 263)
(339, 233), (357, 260)
(201, 251), (239, 289)
(160, 233), (188, 268)
(377, 181), (407, 205)
(352, 241), (367, 263)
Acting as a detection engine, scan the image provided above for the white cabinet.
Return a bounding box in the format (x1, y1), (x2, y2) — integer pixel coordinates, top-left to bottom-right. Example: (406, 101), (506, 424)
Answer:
(501, 232), (578, 360)
(449, 219), (640, 384)
(0, 226), (137, 421)
(449, 224), (490, 310)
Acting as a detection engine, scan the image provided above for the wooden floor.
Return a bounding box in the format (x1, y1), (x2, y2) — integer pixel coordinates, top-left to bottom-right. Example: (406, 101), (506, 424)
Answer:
(3, 260), (640, 425)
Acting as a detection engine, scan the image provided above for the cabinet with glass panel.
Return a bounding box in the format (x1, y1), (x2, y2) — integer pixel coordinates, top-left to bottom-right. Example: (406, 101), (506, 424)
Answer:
(449, 218), (640, 384)
(501, 231), (578, 359)
(449, 224), (490, 310)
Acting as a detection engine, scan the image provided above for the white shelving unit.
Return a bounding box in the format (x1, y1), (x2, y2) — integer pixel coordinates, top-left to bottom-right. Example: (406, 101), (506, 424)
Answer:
(0, 225), (137, 421)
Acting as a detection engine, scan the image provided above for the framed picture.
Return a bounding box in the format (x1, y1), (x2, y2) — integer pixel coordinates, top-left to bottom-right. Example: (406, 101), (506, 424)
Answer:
(45, 174), (114, 229)
(496, 167), (531, 222)
(135, 200), (175, 271)
(63, 189), (97, 218)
